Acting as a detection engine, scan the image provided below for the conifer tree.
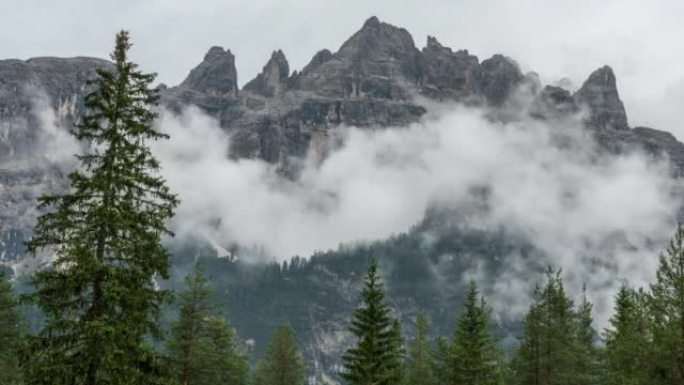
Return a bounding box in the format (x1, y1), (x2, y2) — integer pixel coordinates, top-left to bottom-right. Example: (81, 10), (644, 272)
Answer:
(342, 258), (402, 385)
(22, 30), (179, 385)
(198, 316), (248, 385)
(511, 268), (577, 385)
(167, 265), (248, 385)
(432, 335), (452, 385)
(388, 319), (406, 384)
(603, 285), (656, 385)
(251, 325), (306, 385)
(0, 271), (23, 385)
(404, 314), (435, 385)
(451, 282), (502, 385)
(650, 224), (684, 384)
(573, 286), (600, 385)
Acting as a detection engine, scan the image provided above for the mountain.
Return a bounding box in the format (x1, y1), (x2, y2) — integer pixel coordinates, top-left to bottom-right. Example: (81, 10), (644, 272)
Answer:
(1, 16), (683, 384)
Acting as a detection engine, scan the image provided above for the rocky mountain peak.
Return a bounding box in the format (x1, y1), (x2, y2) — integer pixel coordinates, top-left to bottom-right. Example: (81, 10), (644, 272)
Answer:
(420, 37), (481, 101)
(425, 35), (443, 50)
(363, 15), (381, 28)
(180, 46), (238, 96)
(301, 49), (333, 75)
(293, 17), (422, 99)
(243, 49), (290, 97)
(337, 16), (418, 63)
(574, 65), (628, 130)
(479, 54), (524, 106)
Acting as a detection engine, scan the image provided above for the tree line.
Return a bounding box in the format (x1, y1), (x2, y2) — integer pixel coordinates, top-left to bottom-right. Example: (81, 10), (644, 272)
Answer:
(0, 30), (684, 385)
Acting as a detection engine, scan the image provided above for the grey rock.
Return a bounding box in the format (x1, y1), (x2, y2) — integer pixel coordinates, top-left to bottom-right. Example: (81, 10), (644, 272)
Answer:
(419, 36), (482, 102)
(295, 16), (422, 100)
(179, 46), (238, 96)
(480, 54), (524, 106)
(0, 57), (109, 264)
(163, 17), (428, 174)
(530, 85), (579, 120)
(574, 65), (628, 130)
(301, 49), (333, 76)
(243, 50), (290, 97)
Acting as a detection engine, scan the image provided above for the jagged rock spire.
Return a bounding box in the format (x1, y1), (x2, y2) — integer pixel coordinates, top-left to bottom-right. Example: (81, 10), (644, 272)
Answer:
(337, 16), (418, 63)
(243, 50), (290, 97)
(479, 54), (524, 106)
(301, 49), (333, 76)
(420, 36), (481, 101)
(180, 46), (238, 96)
(574, 65), (628, 130)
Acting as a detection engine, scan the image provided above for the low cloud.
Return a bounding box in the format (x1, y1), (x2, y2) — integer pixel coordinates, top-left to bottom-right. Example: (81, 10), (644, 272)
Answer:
(152, 103), (678, 326)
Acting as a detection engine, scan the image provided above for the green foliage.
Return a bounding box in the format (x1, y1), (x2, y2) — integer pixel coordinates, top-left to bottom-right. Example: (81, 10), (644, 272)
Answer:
(0, 272), (24, 384)
(404, 313), (436, 385)
(432, 335), (452, 385)
(604, 285), (657, 385)
(251, 325), (306, 385)
(167, 265), (248, 385)
(403, 313), (435, 385)
(449, 281), (502, 385)
(388, 319), (406, 384)
(21, 30), (178, 385)
(650, 223), (684, 384)
(510, 268), (591, 385)
(342, 258), (403, 385)
(574, 287), (600, 385)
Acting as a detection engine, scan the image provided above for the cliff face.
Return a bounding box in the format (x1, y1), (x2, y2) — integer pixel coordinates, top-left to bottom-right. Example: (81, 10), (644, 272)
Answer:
(161, 17), (684, 177)
(0, 57), (111, 264)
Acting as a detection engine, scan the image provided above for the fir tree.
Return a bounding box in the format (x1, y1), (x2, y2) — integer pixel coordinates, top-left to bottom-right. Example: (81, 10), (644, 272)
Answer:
(451, 281), (502, 385)
(21, 30), (179, 385)
(573, 286), (599, 385)
(603, 285), (656, 385)
(251, 324), (306, 385)
(0, 271), (23, 385)
(167, 265), (248, 385)
(404, 314), (435, 385)
(198, 316), (248, 385)
(511, 268), (577, 385)
(650, 224), (684, 384)
(388, 319), (406, 384)
(342, 258), (402, 385)
(432, 335), (452, 385)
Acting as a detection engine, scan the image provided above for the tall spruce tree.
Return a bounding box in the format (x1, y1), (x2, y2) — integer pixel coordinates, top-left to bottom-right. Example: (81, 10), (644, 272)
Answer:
(342, 258), (402, 385)
(432, 335), (453, 385)
(197, 316), (248, 385)
(511, 268), (577, 385)
(603, 285), (657, 385)
(388, 319), (406, 384)
(0, 271), (24, 385)
(167, 266), (248, 385)
(650, 224), (684, 384)
(451, 281), (502, 385)
(22, 31), (179, 385)
(404, 314), (435, 385)
(573, 286), (600, 385)
(251, 324), (306, 385)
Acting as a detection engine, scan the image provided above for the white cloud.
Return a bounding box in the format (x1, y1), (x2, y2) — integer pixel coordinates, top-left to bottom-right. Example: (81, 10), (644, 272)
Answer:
(152, 103), (678, 326)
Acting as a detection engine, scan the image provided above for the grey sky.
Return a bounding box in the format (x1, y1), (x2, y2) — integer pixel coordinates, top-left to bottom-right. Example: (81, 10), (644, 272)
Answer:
(3, 0), (683, 137)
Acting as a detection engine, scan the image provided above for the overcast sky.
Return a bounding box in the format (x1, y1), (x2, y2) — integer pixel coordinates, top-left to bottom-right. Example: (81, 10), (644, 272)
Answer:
(2, 0), (683, 137)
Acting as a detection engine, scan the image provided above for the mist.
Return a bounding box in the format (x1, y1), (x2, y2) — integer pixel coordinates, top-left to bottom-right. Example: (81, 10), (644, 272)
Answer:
(151, 102), (679, 325)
